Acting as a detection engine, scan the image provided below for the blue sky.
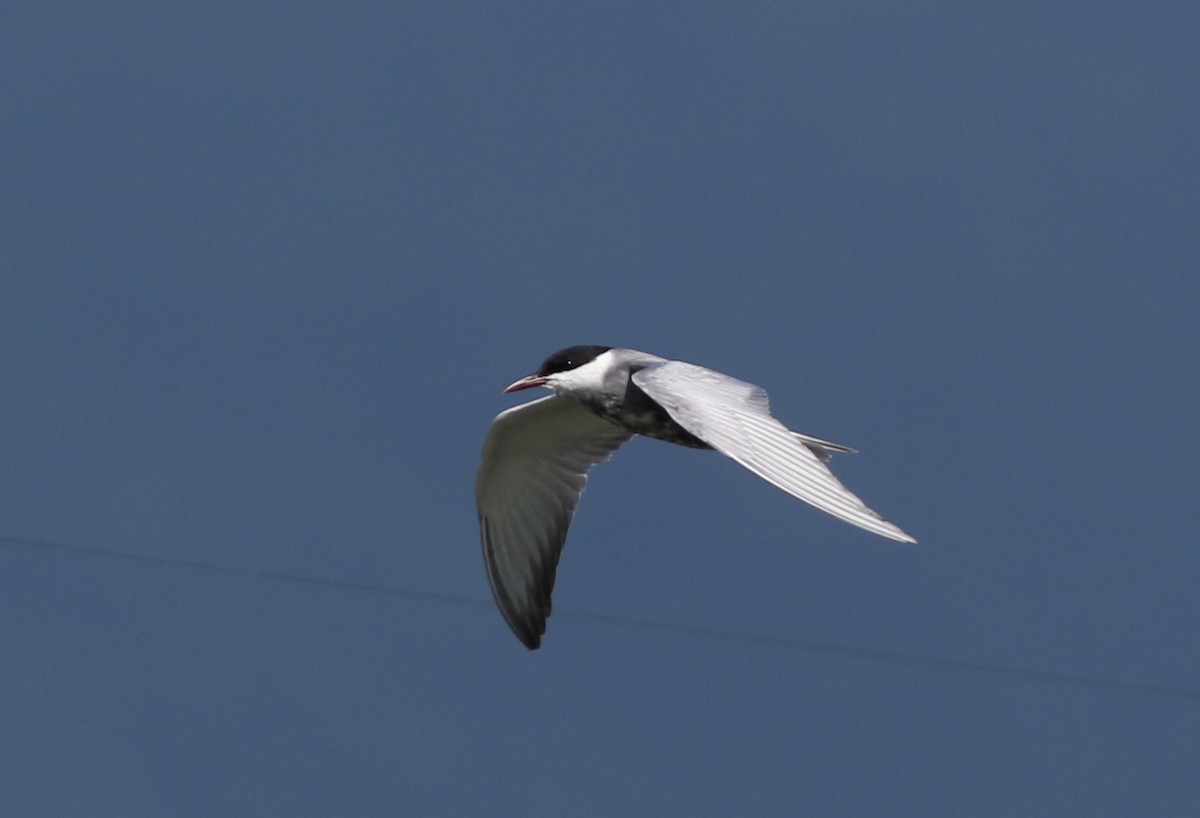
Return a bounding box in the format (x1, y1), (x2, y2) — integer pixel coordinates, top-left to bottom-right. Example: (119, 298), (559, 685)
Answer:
(2, 2), (1198, 815)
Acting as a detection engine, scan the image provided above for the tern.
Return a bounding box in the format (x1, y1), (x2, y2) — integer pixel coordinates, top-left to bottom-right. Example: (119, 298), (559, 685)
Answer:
(476, 345), (915, 649)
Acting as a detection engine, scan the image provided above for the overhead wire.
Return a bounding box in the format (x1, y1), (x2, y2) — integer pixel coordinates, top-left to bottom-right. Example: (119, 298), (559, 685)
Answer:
(2, 535), (1196, 703)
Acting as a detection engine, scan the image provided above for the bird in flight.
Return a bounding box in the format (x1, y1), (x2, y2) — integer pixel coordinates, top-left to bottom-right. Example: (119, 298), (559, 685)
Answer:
(476, 345), (915, 649)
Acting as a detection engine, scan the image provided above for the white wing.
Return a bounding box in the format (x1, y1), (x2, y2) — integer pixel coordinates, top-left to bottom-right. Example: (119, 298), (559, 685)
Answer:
(632, 362), (915, 543)
(476, 395), (632, 648)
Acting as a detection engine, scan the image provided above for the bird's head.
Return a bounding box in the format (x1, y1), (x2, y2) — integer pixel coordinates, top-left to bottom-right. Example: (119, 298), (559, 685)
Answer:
(504, 345), (615, 396)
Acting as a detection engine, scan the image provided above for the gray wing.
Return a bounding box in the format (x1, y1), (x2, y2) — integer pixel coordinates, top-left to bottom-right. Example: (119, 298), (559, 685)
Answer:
(476, 395), (632, 649)
(632, 362), (916, 543)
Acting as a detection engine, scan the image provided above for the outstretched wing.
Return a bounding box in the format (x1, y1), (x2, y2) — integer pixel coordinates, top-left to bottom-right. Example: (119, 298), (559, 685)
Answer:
(476, 395), (632, 648)
(632, 362), (915, 543)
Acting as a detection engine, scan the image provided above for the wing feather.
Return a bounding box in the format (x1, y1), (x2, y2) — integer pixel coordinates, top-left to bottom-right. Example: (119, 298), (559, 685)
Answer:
(632, 363), (915, 543)
(475, 395), (632, 648)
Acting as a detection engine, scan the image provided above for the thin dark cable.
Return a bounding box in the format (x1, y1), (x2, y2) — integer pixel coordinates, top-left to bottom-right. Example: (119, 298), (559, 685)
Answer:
(0, 535), (491, 610)
(2, 535), (1196, 703)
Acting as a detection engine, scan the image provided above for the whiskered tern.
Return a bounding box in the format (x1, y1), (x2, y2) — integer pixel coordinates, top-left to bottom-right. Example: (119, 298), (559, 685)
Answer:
(476, 345), (915, 649)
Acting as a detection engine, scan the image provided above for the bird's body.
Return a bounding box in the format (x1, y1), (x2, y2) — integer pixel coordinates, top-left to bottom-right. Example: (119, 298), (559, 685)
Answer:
(476, 345), (915, 649)
(566, 347), (711, 448)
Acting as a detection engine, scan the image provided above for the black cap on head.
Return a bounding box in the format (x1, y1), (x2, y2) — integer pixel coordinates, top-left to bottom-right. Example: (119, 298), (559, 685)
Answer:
(536, 345), (612, 377)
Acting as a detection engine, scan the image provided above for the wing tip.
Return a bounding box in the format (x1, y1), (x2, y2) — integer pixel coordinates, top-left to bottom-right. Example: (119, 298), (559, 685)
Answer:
(878, 522), (917, 544)
(499, 605), (548, 650)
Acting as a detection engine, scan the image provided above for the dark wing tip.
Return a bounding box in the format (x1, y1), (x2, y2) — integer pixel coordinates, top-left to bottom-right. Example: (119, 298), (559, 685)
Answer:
(495, 594), (547, 651)
(498, 602), (546, 650)
(480, 515), (552, 649)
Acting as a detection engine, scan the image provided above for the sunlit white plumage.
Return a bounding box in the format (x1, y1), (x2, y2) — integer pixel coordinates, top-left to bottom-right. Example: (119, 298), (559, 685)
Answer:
(476, 346), (915, 649)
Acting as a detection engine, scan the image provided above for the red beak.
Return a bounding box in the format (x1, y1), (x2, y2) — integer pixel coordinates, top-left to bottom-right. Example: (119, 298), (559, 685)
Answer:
(503, 375), (548, 393)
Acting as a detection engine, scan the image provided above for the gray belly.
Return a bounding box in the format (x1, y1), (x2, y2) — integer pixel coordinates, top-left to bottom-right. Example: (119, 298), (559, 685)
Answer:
(584, 378), (711, 449)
